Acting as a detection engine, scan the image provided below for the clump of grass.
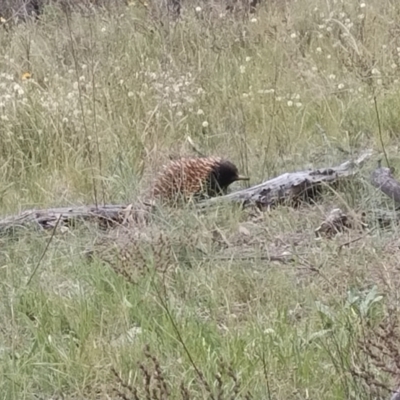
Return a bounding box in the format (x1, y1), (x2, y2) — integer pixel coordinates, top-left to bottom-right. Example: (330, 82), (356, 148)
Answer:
(108, 346), (252, 399)
(4, 0), (400, 399)
(351, 312), (400, 398)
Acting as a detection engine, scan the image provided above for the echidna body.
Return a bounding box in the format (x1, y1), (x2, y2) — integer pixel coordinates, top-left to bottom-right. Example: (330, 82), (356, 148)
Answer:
(149, 157), (248, 203)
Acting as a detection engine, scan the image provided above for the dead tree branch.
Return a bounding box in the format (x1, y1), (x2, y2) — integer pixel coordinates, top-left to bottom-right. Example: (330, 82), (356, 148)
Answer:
(200, 150), (373, 208)
(371, 166), (400, 204)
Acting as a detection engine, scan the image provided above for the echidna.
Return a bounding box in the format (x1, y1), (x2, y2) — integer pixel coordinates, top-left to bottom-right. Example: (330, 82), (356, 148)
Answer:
(148, 157), (249, 203)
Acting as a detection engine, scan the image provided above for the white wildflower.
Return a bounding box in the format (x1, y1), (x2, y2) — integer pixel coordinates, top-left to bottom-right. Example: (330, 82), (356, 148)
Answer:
(195, 6), (202, 12)
(202, 121), (209, 128)
(239, 65), (246, 74)
(316, 47), (322, 53)
(13, 83), (24, 95)
(287, 100), (293, 107)
(338, 83), (345, 89)
(128, 91), (134, 97)
(290, 33), (297, 39)
(197, 109), (204, 115)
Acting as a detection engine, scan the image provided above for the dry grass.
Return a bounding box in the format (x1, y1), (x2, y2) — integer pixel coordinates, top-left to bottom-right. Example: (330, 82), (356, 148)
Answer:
(2, 1), (400, 399)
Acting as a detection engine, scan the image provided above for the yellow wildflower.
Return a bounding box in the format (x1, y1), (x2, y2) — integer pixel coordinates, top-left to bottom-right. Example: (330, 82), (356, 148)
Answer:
(22, 72), (32, 81)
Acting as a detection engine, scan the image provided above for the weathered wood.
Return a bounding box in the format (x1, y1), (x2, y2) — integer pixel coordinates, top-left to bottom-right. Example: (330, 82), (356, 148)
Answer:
(0, 150), (373, 232)
(390, 388), (400, 400)
(200, 150), (373, 208)
(371, 166), (400, 204)
(0, 203), (152, 233)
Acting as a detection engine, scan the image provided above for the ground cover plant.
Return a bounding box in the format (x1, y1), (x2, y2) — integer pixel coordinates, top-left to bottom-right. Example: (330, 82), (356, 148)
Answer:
(2, 0), (400, 398)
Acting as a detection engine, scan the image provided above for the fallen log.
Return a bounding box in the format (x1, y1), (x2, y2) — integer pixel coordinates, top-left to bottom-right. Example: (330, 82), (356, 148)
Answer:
(371, 165), (400, 204)
(0, 203), (152, 234)
(199, 150), (373, 208)
(0, 150), (373, 233)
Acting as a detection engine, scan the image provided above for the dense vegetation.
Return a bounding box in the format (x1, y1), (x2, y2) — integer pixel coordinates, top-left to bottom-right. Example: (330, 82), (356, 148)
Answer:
(1, 1), (400, 398)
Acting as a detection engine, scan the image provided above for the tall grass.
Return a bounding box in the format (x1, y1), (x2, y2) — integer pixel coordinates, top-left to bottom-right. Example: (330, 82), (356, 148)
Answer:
(1, 1), (400, 398)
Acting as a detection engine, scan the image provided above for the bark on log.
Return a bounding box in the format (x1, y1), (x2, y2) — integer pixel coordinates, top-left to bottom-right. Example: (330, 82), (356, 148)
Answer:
(0, 203), (151, 233)
(0, 150), (373, 233)
(371, 166), (400, 204)
(200, 150), (373, 208)
(390, 388), (400, 400)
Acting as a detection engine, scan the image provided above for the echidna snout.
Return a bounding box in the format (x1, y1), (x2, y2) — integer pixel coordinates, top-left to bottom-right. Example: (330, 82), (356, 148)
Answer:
(149, 157), (249, 202)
